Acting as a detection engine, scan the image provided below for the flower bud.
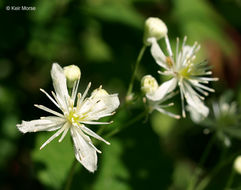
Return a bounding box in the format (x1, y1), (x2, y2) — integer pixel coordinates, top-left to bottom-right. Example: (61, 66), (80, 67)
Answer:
(64, 65), (81, 88)
(143, 17), (168, 45)
(91, 87), (109, 98)
(234, 156), (241, 175)
(141, 75), (158, 94)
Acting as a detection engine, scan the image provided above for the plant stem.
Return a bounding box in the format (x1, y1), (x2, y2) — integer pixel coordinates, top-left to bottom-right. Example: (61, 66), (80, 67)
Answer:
(196, 146), (228, 190)
(104, 111), (146, 138)
(225, 168), (235, 190)
(187, 134), (216, 190)
(126, 45), (147, 100)
(64, 159), (78, 190)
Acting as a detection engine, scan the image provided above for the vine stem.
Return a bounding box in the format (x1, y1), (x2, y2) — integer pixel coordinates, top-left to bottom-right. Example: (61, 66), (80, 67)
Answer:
(187, 134), (216, 190)
(64, 159), (78, 190)
(224, 168), (235, 190)
(126, 45), (147, 100)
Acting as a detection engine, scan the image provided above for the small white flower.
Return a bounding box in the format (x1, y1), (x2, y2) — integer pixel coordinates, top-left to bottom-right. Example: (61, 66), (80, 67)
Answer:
(141, 75), (180, 119)
(17, 63), (120, 172)
(148, 36), (218, 118)
(143, 17), (168, 46)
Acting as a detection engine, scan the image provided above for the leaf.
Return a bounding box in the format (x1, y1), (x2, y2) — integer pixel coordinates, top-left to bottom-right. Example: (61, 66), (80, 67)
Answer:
(223, 127), (241, 140)
(173, 0), (234, 55)
(82, 2), (144, 29)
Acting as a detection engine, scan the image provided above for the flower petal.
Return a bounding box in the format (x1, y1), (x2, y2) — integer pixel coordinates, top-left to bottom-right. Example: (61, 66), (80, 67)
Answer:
(80, 124), (110, 145)
(149, 37), (168, 69)
(51, 63), (69, 111)
(182, 81), (209, 117)
(17, 117), (65, 133)
(70, 127), (97, 172)
(80, 93), (120, 121)
(147, 78), (177, 101)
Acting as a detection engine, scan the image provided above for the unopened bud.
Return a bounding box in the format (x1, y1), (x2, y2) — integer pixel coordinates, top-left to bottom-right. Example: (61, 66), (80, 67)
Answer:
(234, 156), (241, 175)
(64, 65), (81, 88)
(143, 17), (168, 45)
(91, 87), (108, 98)
(141, 75), (158, 94)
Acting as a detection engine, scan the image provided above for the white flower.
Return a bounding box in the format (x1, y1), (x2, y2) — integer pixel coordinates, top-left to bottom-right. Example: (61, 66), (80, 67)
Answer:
(141, 75), (180, 119)
(16, 63), (120, 172)
(143, 17), (168, 46)
(148, 36), (218, 118)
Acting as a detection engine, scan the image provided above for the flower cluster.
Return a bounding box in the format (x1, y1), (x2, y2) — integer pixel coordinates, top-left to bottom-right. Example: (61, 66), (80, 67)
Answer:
(17, 63), (120, 172)
(142, 17), (218, 119)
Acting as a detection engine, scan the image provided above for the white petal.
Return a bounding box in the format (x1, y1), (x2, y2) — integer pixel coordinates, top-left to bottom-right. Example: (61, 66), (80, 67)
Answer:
(182, 82), (209, 117)
(147, 78), (177, 101)
(70, 127), (97, 172)
(40, 123), (69, 150)
(80, 93), (120, 121)
(149, 38), (168, 70)
(51, 63), (70, 111)
(17, 117), (65, 133)
(79, 124), (110, 145)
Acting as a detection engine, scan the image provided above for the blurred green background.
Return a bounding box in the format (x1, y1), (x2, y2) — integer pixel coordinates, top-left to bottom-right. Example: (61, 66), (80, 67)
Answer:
(0, 0), (241, 189)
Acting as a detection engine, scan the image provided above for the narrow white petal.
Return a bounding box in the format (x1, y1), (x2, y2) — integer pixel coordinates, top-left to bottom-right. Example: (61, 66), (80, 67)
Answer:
(16, 117), (65, 133)
(79, 124), (110, 145)
(179, 84), (186, 118)
(80, 121), (112, 125)
(182, 82), (209, 117)
(40, 123), (68, 150)
(34, 104), (65, 118)
(58, 123), (70, 142)
(40, 88), (60, 109)
(71, 79), (80, 103)
(164, 35), (173, 57)
(70, 127), (97, 172)
(77, 82), (91, 110)
(149, 38), (168, 69)
(51, 63), (70, 110)
(155, 107), (180, 119)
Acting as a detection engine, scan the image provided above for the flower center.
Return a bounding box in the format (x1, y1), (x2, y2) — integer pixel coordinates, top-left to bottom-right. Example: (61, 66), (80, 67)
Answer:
(66, 106), (88, 125)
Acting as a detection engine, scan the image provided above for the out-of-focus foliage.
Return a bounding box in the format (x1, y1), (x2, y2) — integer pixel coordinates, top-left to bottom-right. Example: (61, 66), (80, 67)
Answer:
(0, 0), (241, 189)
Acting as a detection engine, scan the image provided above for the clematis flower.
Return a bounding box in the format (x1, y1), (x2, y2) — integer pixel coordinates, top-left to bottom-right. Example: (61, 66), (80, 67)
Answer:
(148, 35), (218, 118)
(141, 75), (180, 119)
(17, 63), (120, 172)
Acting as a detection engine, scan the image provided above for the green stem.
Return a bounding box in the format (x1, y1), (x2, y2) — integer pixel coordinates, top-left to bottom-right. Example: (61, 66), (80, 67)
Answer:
(225, 168), (235, 190)
(104, 111), (146, 138)
(187, 134), (216, 190)
(126, 45), (147, 100)
(196, 146), (228, 190)
(64, 159), (78, 190)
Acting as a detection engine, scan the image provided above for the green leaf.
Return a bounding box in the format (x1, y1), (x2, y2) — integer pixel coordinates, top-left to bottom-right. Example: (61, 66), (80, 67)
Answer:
(93, 138), (130, 190)
(32, 132), (75, 189)
(174, 0), (234, 55)
(223, 127), (241, 140)
(82, 2), (144, 29)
